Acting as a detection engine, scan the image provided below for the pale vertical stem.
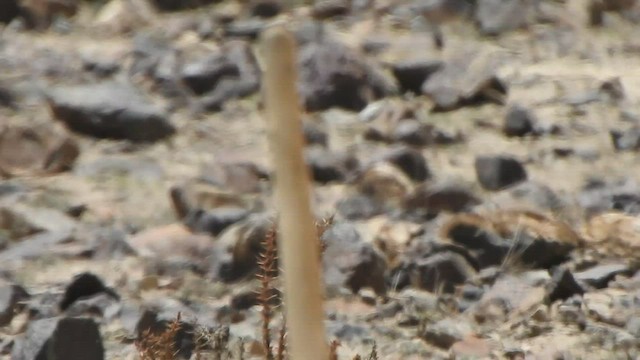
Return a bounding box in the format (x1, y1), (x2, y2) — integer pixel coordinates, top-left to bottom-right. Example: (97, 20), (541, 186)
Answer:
(260, 24), (329, 360)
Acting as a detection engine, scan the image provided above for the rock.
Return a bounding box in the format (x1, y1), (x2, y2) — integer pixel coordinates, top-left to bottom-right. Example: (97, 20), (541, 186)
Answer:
(474, 0), (532, 36)
(356, 162), (414, 204)
(43, 137), (80, 174)
(199, 161), (268, 194)
(303, 120), (328, 147)
(0, 0), (20, 24)
(297, 40), (397, 112)
(214, 213), (273, 282)
(381, 146), (431, 182)
(472, 272), (548, 324)
(59, 272), (119, 311)
(46, 82), (175, 143)
(336, 194), (386, 220)
(183, 207), (250, 236)
(599, 77), (626, 103)
(150, 0), (216, 11)
(404, 181), (481, 216)
(223, 19), (266, 40)
(90, 227), (136, 260)
(0, 284), (30, 326)
(0, 126), (79, 177)
(391, 59), (443, 95)
(441, 218), (509, 268)
(129, 32), (172, 79)
(451, 336), (494, 358)
(421, 317), (474, 349)
(545, 268), (584, 304)
(19, 0), (79, 30)
(625, 316), (640, 337)
(305, 146), (358, 184)
(584, 212), (640, 258)
(422, 48), (507, 111)
(129, 223), (216, 275)
(321, 222), (388, 295)
(0, 83), (16, 109)
(181, 53), (239, 95)
(0, 203), (77, 241)
(410, 251), (477, 293)
(610, 127), (640, 151)
(475, 155), (527, 191)
(503, 104), (536, 137)
(198, 41), (261, 111)
(575, 263), (632, 289)
(442, 211), (580, 269)
(63, 293), (121, 320)
(491, 181), (566, 213)
(0, 230), (74, 263)
(579, 179), (640, 216)
(392, 120), (435, 146)
(311, 0), (350, 20)
(12, 317), (104, 360)
(249, 0), (282, 18)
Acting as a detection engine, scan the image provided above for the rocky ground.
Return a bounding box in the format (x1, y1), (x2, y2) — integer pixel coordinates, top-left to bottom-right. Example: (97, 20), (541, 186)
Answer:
(2, 0), (640, 359)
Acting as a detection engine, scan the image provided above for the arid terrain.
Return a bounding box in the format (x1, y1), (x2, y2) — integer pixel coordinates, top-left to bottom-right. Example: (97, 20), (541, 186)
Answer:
(1, 0), (640, 359)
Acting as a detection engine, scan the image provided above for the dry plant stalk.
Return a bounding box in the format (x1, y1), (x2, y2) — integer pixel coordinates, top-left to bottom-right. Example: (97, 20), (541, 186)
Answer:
(136, 312), (182, 360)
(260, 23), (329, 360)
(257, 225), (278, 359)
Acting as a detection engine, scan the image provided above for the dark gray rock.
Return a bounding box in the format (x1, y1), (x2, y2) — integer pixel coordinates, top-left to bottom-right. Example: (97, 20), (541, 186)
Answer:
(46, 82), (175, 143)
(391, 60), (443, 95)
(578, 179), (640, 216)
(444, 221), (510, 268)
(545, 268), (584, 304)
(197, 41), (261, 111)
(611, 127), (640, 151)
(305, 146), (358, 184)
(303, 120), (328, 147)
(0, 0), (20, 24)
(321, 222), (388, 295)
(392, 120), (435, 147)
(575, 263), (633, 289)
(59, 273), (119, 311)
(475, 155), (527, 191)
(475, 0), (532, 36)
(444, 218), (575, 269)
(151, 0), (216, 11)
(0, 284), (30, 326)
(422, 317), (473, 349)
(12, 317), (104, 360)
(249, 0), (282, 18)
(503, 104), (535, 137)
(298, 40), (397, 112)
(410, 252), (477, 293)
(404, 182), (481, 216)
(382, 146), (431, 182)
(223, 19), (266, 40)
(184, 207), (250, 236)
(311, 0), (350, 19)
(181, 53), (239, 95)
